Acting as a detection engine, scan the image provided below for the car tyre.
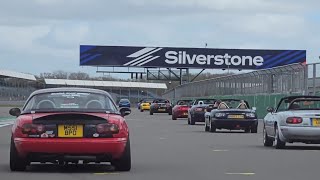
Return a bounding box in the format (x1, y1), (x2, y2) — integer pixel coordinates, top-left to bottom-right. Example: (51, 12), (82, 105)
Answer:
(10, 137), (27, 171)
(172, 114), (177, 120)
(205, 120), (209, 132)
(111, 138), (131, 171)
(263, 126), (273, 147)
(244, 127), (250, 133)
(187, 117), (190, 124)
(140, 109), (143, 112)
(251, 125), (258, 133)
(150, 110), (153, 115)
(209, 120), (216, 133)
(190, 116), (195, 125)
(274, 126), (286, 149)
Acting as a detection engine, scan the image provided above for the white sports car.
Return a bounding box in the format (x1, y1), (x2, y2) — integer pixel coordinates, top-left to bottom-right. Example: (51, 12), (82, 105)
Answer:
(263, 96), (320, 149)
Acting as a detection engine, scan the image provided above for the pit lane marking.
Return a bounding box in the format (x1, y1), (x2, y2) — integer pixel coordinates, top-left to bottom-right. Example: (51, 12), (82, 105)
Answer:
(225, 172), (255, 175)
(212, 149), (229, 152)
(0, 123), (13, 128)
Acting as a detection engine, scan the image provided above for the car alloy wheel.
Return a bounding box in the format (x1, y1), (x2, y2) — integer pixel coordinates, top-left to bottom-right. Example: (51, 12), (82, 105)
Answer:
(274, 127), (286, 149)
(263, 126), (273, 147)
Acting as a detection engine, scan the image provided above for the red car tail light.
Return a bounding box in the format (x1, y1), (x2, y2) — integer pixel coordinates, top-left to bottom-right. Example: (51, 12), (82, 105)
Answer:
(286, 117), (303, 124)
(195, 108), (203, 112)
(181, 106), (188, 111)
(96, 123), (120, 134)
(22, 124), (45, 134)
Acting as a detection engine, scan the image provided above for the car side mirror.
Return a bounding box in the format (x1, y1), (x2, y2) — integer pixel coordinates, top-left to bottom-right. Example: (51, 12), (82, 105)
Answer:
(9, 108), (21, 117)
(252, 107), (257, 111)
(267, 107), (274, 113)
(120, 107), (131, 117)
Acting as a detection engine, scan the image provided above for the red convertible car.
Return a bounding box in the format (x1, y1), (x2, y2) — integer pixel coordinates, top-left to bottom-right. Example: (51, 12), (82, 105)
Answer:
(9, 87), (131, 171)
(172, 99), (193, 120)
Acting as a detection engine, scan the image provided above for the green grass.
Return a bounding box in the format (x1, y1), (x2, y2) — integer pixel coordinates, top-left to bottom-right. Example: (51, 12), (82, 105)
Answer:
(0, 117), (15, 121)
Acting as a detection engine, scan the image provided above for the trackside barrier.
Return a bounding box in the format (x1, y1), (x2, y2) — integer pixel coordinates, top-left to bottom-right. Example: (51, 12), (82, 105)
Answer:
(162, 63), (320, 118)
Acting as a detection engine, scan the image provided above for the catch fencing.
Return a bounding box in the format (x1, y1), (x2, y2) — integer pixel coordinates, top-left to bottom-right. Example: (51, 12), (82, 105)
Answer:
(162, 63), (309, 101)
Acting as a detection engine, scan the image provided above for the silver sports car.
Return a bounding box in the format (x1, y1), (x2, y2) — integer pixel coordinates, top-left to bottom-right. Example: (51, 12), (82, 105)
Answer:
(263, 96), (320, 149)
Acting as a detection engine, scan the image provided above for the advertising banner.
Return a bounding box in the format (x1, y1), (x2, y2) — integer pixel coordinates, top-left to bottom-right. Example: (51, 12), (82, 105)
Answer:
(80, 45), (306, 69)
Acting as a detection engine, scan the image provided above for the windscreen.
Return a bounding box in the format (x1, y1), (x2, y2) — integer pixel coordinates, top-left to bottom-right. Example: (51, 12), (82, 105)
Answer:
(288, 99), (320, 110)
(177, 100), (193, 105)
(23, 91), (117, 112)
(195, 99), (216, 105)
(119, 99), (130, 103)
(154, 99), (169, 103)
(221, 99), (249, 109)
(142, 99), (153, 103)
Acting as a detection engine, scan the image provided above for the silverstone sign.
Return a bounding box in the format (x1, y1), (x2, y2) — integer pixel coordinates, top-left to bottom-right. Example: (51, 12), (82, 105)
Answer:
(80, 45), (306, 70)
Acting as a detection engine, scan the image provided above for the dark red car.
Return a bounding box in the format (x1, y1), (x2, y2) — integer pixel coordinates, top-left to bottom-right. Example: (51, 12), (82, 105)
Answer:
(9, 87), (131, 171)
(172, 99), (193, 120)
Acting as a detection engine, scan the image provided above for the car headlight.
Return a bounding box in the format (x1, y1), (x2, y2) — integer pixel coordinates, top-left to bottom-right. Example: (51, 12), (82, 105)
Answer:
(215, 113), (226, 117)
(245, 113), (256, 118)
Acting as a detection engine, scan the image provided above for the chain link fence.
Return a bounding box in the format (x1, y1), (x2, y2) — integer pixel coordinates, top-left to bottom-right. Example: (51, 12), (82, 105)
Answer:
(162, 63), (309, 100)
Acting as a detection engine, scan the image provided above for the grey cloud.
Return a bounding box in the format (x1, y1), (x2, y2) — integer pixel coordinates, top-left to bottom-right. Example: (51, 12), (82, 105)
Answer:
(0, 0), (315, 26)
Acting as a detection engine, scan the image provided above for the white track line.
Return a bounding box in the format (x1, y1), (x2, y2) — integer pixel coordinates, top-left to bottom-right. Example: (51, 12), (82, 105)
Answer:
(0, 121), (14, 128)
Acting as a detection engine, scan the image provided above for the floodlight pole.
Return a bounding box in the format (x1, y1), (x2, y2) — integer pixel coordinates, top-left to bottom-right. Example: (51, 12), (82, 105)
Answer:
(180, 68), (182, 85)
(313, 63), (316, 95)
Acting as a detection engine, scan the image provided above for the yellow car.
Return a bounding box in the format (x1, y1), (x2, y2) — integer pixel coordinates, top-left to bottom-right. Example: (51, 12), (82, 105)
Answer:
(140, 99), (153, 112)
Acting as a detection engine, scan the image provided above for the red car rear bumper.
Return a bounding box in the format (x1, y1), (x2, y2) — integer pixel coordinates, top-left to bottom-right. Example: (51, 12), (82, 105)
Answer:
(14, 137), (127, 159)
(174, 110), (189, 118)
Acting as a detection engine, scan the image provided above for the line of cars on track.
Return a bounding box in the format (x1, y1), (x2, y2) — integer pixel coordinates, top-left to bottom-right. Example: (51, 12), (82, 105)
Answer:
(140, 96), (320, 149)
(7, 87), (320, 172)
(139, 97), (258, 133)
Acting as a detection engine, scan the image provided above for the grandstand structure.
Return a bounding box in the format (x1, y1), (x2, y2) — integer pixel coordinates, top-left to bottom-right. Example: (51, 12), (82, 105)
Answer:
(44, 79), (167, 103)
(0, 69), (37, 101)
(0, 69), (167, 105)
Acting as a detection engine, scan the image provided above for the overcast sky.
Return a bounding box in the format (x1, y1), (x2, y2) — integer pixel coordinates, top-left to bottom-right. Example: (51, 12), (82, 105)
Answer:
(0, 0), (319, 78)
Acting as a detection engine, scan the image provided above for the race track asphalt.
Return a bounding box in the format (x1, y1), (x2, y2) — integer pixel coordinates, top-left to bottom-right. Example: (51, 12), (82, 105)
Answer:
(0, 109), (319, 180)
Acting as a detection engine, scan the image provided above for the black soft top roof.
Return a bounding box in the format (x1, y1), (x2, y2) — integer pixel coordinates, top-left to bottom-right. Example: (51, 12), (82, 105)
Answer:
(280, 95), (320, 101)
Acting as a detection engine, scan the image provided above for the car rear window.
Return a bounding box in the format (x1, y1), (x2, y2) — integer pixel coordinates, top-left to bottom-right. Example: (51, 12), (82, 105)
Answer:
(221, 100), (249, 109)
(120, 99), (130, 103)
(177, 100), (193, 105)
(23, 91), (117, 112)
(288, 99), (320, 110)
(154, 99), (169, 103)
(195, 99), (215, 105)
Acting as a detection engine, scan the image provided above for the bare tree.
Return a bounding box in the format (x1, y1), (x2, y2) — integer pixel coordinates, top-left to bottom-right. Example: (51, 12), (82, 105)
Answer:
(69, 72), (90, 80)
(52, 71), (68, 79)
(39, 72), (55, 79)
